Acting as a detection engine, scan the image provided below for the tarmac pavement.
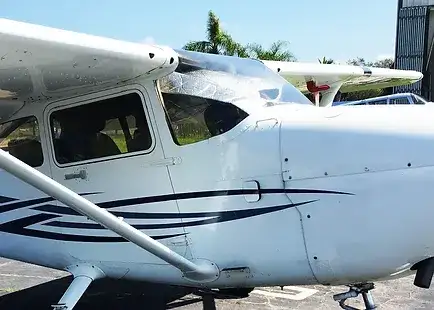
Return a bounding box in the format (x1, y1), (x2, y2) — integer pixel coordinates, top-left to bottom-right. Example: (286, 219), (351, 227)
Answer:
(1, 257), (434, 309)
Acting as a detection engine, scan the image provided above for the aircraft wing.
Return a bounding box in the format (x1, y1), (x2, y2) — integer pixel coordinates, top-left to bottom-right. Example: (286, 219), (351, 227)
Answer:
(0, 18), (179, 122)
(262, 60), (423, 94)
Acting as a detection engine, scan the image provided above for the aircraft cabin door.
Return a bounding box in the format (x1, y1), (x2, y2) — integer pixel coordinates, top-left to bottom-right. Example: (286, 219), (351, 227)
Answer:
(43, 88), (187, 267)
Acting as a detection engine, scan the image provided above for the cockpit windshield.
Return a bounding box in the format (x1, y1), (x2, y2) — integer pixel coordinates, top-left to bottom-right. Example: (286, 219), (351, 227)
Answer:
(156, 50), (314, 146)
(159, 49), (313, 113)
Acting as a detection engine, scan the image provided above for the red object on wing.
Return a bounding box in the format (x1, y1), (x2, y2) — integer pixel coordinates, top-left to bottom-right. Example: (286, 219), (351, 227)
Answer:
(306, 80), (330, 93)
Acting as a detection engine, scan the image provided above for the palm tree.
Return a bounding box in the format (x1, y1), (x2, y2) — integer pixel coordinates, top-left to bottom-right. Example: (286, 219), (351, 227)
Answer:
(183, 11), (248, 57)
(318, 57), (334, 64)
(183, 11), (297, 61)
(246, 40), (296, 61)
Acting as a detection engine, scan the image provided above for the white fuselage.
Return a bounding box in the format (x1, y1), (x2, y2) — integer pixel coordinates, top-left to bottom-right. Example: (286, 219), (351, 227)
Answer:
(0, 81), (434, 290)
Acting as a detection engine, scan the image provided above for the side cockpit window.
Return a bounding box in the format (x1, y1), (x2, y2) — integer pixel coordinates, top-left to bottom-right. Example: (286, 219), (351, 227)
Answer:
(390, 97), (410, 104)
(50, 93), (153, 165)
(161, 92), (248, 146)
(0, 116), (43, 167)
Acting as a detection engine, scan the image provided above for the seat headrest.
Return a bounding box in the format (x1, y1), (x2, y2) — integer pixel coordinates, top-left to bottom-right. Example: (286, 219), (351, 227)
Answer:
(60, 117), (106, 135)
(8, 138), (43, 167)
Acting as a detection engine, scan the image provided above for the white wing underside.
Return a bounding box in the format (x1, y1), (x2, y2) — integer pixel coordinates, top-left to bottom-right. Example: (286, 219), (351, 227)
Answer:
(0, 18), (179, 121)
(263, 60), (423, 94)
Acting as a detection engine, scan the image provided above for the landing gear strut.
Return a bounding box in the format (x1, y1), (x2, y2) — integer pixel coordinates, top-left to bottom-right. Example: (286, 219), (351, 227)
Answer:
(333, 283), (377, 310)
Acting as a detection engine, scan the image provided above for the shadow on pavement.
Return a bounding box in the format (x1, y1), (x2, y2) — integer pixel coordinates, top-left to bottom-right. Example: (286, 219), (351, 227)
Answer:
(0, 275), (214, 309)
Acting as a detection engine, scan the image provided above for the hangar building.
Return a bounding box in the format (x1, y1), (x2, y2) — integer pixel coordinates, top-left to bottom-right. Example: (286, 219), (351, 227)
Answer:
(395, 0), (434, 99)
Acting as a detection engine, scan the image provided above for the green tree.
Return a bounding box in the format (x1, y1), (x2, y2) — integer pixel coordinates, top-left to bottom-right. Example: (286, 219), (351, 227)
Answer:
(318, 57), (334, 64)
(246, 40), (296, 61)
(182, 11), (248, 57)
(183, 11), (296, 61)
(347, 57), (394, 69)
(374, 58), (394, 69)
(347, 57), (370, 67)
(342, 57), (395, 101)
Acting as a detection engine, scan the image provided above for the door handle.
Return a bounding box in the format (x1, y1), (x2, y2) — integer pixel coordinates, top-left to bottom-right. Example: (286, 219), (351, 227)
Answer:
(144, 157), (182, 167)
(64, 170), (87, 180)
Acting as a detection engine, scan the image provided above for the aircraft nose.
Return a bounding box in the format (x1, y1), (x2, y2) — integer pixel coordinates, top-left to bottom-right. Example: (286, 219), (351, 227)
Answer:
(278, 105), (434, 285)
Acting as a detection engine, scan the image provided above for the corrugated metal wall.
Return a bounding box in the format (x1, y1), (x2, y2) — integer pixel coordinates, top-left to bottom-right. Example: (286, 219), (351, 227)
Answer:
(394, 5), (428, 95)
(403, 0), (434, 7)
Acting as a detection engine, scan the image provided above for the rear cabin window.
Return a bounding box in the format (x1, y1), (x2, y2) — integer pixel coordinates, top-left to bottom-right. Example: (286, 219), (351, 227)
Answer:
(50, 92), (152, 165)
(0, 116), (43, 167)
(161, 92), (249, 146)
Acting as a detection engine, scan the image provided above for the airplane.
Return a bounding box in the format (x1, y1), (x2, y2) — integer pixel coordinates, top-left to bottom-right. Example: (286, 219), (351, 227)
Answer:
(262, 59), (424, 106)
(0, 17), (433, 310)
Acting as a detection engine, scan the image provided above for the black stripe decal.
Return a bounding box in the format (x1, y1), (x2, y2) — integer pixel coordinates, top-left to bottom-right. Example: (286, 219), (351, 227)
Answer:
(33, 205), (80, 216)
(42, 201), (316, 230)
(31, 188), (352, 216)
(0, 192), (100, 214)
(0, 188), (351, 242)
(0, 197), (55, 214)
(0, 196), (17, 204)
(33, 204), (80, 216)
(0, 214), (186, 242)
(96, 188), (351, 209)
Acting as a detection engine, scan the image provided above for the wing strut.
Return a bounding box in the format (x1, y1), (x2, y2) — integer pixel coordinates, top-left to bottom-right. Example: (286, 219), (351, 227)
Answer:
(0, 149), (219, 283)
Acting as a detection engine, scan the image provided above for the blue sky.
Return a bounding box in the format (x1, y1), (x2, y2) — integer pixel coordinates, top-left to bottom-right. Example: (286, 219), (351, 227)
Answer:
(0, 0), (398, 63)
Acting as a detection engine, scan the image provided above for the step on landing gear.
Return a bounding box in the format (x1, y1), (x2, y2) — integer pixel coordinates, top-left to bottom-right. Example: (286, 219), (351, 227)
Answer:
(333, 283), (377, 310)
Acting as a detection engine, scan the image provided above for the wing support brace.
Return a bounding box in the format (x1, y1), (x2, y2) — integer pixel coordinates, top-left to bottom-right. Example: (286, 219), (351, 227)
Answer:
(319, 84), (342, 107)
(306, 80), (343, 107)
(0, 149), (220, 283)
